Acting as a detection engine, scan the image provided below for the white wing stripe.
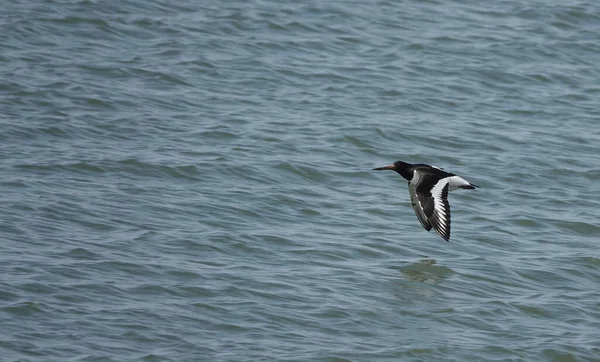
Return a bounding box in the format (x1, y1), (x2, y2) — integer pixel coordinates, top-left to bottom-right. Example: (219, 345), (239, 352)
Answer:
(429, 178), (451, 240)
(430, 177), (450, 199)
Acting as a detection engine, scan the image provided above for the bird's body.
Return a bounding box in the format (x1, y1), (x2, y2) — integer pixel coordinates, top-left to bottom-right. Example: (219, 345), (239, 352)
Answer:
(373, 160), (478, 241)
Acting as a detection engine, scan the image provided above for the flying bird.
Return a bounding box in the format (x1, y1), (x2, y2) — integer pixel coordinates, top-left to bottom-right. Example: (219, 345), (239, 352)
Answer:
(373, 160), (478, 241)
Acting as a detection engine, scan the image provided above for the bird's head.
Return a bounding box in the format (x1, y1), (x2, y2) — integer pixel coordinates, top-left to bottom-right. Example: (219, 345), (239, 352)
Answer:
(373, 160), (412, 180)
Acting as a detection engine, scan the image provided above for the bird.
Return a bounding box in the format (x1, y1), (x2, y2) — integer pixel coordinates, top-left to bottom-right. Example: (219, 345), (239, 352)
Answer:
(373, 160), (478, 241)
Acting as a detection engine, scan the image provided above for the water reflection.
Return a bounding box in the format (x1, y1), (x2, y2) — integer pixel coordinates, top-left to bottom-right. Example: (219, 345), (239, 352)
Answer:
(399, 258), (453, 283)
(387, 258), (454, 302)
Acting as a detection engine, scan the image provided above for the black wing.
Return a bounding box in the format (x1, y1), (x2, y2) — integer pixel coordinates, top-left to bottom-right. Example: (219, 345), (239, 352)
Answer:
(410, 172), (452, 241)
(409, 181), (432, 231)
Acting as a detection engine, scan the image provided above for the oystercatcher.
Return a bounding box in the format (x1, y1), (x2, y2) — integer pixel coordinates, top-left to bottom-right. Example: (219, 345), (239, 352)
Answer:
(373, 161), (478, 241)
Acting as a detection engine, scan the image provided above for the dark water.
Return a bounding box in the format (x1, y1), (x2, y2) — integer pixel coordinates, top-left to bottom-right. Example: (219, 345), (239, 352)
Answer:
(2, 1), (600, 361)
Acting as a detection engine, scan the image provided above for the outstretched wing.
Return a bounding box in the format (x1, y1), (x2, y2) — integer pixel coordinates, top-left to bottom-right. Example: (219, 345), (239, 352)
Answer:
(410, 173), (452, 241)
(408, 181), (432, 231)
(428, 181), (451, 241)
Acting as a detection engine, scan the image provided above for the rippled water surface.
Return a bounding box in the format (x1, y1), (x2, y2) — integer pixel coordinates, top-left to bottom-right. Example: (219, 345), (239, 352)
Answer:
(2, 1), (600, 361)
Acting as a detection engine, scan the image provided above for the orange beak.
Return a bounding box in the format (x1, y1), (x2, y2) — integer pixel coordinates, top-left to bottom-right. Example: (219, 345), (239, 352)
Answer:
(373, 165), (395, 171)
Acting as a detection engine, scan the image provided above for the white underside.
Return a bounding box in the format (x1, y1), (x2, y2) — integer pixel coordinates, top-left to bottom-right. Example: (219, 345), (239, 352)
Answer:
(445, 175), (471, 191)
(410, 171), (422, 185)
(409, 173), (471, 192)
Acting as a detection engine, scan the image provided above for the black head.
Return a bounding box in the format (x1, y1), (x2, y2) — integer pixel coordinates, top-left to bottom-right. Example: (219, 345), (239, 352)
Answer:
(373, 160), (413, 180)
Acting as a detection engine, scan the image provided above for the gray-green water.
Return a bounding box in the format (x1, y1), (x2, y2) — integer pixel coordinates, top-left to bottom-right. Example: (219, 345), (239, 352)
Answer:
(2, 1), (600, 361)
